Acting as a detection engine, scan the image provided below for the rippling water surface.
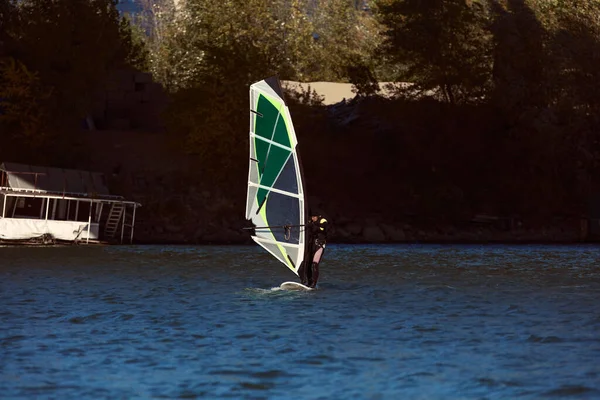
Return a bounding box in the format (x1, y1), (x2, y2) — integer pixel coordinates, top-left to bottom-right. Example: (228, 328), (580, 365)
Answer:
(1, 244), (599, 399)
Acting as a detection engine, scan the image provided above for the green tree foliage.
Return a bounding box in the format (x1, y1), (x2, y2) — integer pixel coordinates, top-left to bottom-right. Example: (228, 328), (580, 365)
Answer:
(376, 0), (494, 103)
(0, 58), (53, 146)
(119, 15), (151, 72)
(0, 0), (147, 151)
(171, 0), (316, 89)
(310, 0), (383, 84)
(146, 0), (320, 182)
(137, 0), (386, 183)
(132, 0), (183, 91)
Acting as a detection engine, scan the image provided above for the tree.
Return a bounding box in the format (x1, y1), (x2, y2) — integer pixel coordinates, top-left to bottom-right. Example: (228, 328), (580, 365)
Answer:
(150, 0), (321, 176)
(376, 0), (494, 103)
(489, 0), (600, 212)
(310, 0), (383, 83)
(0, 0), (16, 57)
(0, 58), (53, 146)
(0, 0), (148, 143)
(119, 15), (151, 72)
(132, 0), (182, 90)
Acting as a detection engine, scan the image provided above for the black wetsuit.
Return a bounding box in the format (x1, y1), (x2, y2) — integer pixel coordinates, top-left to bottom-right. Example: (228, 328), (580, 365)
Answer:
(299, 216), (328, 288)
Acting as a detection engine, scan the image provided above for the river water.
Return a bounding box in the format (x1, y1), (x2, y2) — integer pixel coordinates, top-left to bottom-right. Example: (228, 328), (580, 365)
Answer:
(1, 244), (599, 399)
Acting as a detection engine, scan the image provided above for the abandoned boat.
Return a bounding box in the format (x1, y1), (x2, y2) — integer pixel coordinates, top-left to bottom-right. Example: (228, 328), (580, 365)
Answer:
(0, 162), (140, 244)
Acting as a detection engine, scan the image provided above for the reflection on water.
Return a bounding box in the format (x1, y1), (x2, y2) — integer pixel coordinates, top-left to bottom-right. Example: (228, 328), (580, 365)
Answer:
(1, 244), (599, 399)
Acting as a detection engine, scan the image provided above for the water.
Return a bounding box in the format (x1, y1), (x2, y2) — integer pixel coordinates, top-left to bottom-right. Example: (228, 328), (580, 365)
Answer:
(1, 244), (599, 399)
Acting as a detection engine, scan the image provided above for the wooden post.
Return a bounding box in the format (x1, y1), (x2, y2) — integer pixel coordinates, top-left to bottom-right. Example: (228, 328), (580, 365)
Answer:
(130, 204), (137, 244)
(120, 202), (126, 244)
(97, 203), (104, 223)
(87, 200), (92, 244)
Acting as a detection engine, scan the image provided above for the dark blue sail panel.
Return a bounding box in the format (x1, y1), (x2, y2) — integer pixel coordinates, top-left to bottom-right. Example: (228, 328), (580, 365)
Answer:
(264, 76), (285, 101)
(260, 191), (301, 245)
(272, 154), (299, 195)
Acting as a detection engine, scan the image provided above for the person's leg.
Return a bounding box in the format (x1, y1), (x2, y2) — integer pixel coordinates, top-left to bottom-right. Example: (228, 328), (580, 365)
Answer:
(298, 261), (308, 285)
(303, 241), (316, 286)
(309, 246), (325, 288)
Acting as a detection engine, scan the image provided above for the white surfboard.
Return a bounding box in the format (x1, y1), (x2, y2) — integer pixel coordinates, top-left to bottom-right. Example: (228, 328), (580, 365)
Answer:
(280, 281), (315, 291)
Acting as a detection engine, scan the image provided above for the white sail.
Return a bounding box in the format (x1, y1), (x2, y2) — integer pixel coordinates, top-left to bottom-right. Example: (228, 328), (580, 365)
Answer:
(246, 77), (306, 275)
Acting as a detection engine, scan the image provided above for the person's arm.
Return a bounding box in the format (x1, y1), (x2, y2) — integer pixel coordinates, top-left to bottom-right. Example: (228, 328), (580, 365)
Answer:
(319, 218), (328, 232)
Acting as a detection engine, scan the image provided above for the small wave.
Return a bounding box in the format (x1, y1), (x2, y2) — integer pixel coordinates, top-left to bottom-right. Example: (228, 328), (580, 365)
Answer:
(0, 335), (26, 347)
(125, 358), (145, 364)
(296, 354), (336, 365)
(59, 347), (85, 357)
(64, 312), (106, 324)
(412, 325), (440, 332)
(506, 304), (523, 314)
(235, 333), (255, 339)
(347, 356), (385, 362)
(406, 371), (435, 378)
(252, 369), (293, 379)
(477, 377), (522, 388)
(173, 389), (208, 399)
(101, 295), (123, 304)
(20, 384), (82, 394)
(241, 287), (280, 295)
(237, 381), (275, 391)
(210, 368), (249, 377)
(544, 385), (597, 397)
(113, 313), (135, 321)
(526, 335), (564, 343)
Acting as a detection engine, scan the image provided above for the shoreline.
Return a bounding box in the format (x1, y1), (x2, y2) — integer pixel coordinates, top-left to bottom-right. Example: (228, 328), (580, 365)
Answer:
(130, 218), (592, 246)
(126, 240), (596, 245)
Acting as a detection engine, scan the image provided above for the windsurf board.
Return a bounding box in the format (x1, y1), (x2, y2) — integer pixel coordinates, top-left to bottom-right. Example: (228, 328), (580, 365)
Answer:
(280, 281), (314, 291)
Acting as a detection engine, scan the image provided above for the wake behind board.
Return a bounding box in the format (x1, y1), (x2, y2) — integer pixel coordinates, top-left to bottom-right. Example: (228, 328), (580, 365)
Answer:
(280, 281), (314, 291)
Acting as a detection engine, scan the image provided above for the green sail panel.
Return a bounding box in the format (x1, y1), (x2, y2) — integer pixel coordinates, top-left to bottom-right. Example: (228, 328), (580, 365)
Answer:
(255, 95), (291, 149)
(255, 144), (292, 208)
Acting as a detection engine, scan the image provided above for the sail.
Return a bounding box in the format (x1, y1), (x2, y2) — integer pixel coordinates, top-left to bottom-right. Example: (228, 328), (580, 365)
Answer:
(246, 77), (306, 275)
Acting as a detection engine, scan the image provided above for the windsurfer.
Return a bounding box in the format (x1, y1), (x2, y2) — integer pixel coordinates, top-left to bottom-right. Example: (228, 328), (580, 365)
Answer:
(300, 214), (328, 288)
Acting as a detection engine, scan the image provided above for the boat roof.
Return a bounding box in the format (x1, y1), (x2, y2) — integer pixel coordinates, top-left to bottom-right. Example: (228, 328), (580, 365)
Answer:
(0, 162), (122, 201)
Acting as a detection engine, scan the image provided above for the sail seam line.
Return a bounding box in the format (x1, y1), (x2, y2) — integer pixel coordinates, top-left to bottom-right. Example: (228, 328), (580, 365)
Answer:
(248, 182), (301, 198)
(250, 134), (293, 151)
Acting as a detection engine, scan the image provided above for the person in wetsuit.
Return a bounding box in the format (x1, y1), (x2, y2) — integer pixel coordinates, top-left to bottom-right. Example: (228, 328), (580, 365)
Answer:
(299, 214), (328, 288)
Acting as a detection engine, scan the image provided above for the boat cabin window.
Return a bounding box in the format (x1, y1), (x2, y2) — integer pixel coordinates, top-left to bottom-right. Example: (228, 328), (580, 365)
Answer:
(2, 196), (102, 222)
(3, 196), (15, 218)
(13, 197), (44, 218)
